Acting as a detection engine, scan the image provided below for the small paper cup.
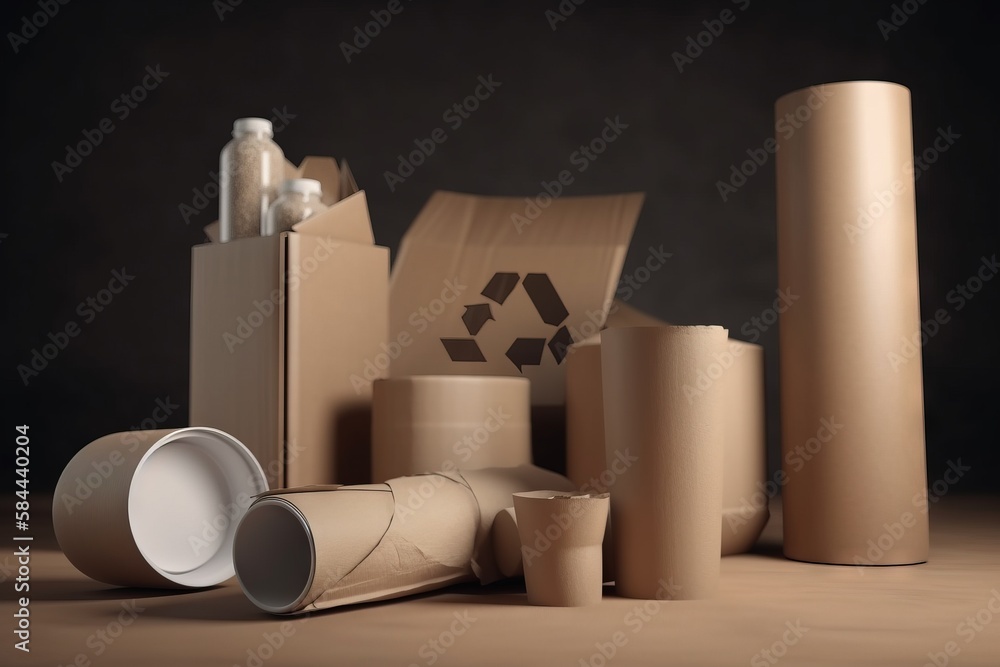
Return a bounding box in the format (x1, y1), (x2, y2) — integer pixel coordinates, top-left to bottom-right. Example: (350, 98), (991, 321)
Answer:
(53, 427), (267, 588)
(512, 491), (610, 607)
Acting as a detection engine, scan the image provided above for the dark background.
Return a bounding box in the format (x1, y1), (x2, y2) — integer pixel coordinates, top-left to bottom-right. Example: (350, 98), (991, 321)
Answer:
(2, 0), (997, 492)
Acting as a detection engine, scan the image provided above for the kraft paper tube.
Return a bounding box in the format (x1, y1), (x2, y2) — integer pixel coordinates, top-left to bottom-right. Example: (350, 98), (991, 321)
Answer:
(566, 332), (768, 558)
(513, 491), (609, 607)
(776, 81), (928, 565)
(491, 507), (523, 578)
(601, 326), (727, 600)
(372, 376), (532, 482)
(720, 340), (770, 555)
(233, 465), (574, 614)
(52, 428), (267, 588)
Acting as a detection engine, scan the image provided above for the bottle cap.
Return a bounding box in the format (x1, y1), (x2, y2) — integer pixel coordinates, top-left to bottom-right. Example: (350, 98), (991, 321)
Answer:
(232, 117), (274, 137)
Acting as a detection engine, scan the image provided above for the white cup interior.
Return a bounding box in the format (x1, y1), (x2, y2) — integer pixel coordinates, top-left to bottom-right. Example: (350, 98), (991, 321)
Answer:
(127, 428), (267, 587)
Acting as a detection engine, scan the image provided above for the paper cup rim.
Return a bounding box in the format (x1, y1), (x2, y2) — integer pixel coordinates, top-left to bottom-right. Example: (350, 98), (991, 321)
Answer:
(374, 375), (530, 387)
(127, 426), (267, 587)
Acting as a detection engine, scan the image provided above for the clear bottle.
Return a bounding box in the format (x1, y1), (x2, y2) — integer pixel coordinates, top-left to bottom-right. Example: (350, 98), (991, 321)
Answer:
(219, 118), (285, 242)
(262, 179), (328, 236)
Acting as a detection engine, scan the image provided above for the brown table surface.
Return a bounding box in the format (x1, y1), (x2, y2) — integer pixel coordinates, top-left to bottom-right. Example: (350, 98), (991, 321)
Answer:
(3, 495), (999, 667)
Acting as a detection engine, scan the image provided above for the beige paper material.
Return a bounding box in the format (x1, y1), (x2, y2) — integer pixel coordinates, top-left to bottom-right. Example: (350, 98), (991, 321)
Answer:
(389, 191), (644, 411)
(190, 159), (388, 488)
(371, 376), (532, 482)
(513, 491), (609, 607)
(566, 304), (769, 557)
(52, 428), (267, 589)
(233, 465), (574, 614)
(491, 507), (523, 579)
(601, 326), (727, 600)
(776, 81), (928, 565)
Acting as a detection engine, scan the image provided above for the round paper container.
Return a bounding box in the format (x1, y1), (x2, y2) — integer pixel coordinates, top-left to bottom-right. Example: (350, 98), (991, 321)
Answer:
(52, 427), (267, 588)
(372, 375), (532, 482)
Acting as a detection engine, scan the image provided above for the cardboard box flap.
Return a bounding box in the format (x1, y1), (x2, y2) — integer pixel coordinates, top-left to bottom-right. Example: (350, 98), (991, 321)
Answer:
(389, 191), (644, 407)
(292, 190), (375, 245)
(396, 191), (644, 250)
(297, 156), (342, 204)
(340, 159), (359, 198)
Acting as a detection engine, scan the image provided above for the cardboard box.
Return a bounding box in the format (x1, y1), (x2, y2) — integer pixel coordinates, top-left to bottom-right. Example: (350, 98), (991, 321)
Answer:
(190, 157), (388, 487)
(389, 191), (643, 404)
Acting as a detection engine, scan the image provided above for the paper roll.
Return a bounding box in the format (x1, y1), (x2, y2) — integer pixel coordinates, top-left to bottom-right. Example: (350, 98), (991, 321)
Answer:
(513, 491), (609, 607)
(491, 507), (523, 579)
(234, 465), (574, 614)
(52, 428), (267, 588)
(720, 340), (770, 555)
(372, 376), (532, 482)
(601, 326), (727, 600)
(776, 81), (928, 565)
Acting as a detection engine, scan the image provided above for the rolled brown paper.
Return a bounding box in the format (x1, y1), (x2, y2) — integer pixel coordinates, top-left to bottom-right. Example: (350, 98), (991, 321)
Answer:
(566, 325), (769, 558)
(720, 339), (770, 555)
(601, 326), (728, 600)
(491, 507), (523, 579)
(513, 491), (610, 607)
(52, 428), (268, 588)
(776, 81), (928, 565)
(372, 376), (532, 482)
(233, 465), (574, 613)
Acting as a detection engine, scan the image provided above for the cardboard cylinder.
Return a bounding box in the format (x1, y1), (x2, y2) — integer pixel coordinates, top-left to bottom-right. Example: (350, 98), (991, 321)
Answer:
(52, 427), (267, 588)
(601, 326), (727, 600)
(372, 376), (532, 482)
(512, 491), (609, 607)
(491, 507), (523, 579)
(234, 465), (574, 614)
(776, 81), (928, 565)
(720, 340), (770, 555)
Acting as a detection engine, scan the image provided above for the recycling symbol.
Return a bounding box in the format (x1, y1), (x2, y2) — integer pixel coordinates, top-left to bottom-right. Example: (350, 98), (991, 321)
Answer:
(440, 272), (575, 372)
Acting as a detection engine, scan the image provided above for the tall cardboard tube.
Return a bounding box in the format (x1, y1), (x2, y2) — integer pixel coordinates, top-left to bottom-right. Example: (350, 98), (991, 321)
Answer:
(775, 81), (928, 565)
(601, 326), (727, 600)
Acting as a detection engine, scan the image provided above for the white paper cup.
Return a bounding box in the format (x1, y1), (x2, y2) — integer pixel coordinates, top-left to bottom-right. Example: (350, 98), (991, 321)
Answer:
(513, 491), (609, 607)
(53, 427), (267, 588)
(372, 375), (532, 482)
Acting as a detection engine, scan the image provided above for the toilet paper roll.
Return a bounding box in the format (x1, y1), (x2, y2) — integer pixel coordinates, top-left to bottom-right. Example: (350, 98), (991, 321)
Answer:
(601, 326), (727, 600)
(234, 465), (574, 614)
(52, 427), (268, 588)
(513, 491), (609, 607)
(372, 376), (532, 482)
(776, 81), (928, 565)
